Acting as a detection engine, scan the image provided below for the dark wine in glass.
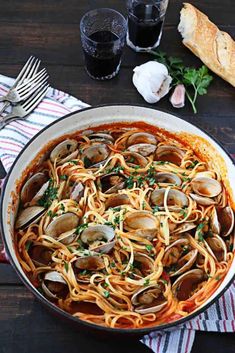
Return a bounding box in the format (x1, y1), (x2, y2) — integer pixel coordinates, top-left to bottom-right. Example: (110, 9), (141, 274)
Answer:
(127, 0), (169, 52)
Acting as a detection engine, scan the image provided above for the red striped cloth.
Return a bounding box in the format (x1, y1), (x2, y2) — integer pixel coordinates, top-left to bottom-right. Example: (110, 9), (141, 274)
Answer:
(0, 75), (234, 353)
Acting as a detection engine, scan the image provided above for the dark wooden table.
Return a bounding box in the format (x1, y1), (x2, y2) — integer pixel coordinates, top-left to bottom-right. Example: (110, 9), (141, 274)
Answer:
(0, 1), (235, 352)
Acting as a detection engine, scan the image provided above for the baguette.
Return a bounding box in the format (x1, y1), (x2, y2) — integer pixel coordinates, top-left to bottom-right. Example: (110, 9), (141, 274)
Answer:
(178, 3), (235, 87)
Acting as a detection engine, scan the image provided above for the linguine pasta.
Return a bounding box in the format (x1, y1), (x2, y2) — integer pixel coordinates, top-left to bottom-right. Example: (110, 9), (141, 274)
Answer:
(15, 125), (235, 329)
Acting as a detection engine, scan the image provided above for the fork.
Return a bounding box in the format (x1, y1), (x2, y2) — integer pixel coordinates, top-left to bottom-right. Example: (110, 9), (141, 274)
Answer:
(0, 56), (42, 115)
(0, 84), (49, 129)
(0, 68), (48, 104)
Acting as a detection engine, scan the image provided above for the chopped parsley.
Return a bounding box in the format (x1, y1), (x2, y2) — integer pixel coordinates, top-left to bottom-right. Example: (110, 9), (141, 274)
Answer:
(229, 244), (234, 252)
(144, 279), (150, 286)
(84, 156), (92, 168)
(106, 165), (124, 174)
(137, 176), (144, 187)
(180, 209), (187, 218)
(145, 244), (153, 253)
(75, 223), (89, 235)
(186, 160), (199, 169)
(59, 174), (68, 180)
(198, 233), (204, 242)
(67, 246), (73, 253)
(152, 205), (160, 213)
(60, 203), (65, 211)
(110, 261), (115, 268)
(47, 210), (57, 218)
(197, 223), (205, 231)
(125, 176), (135, 189)
(64, 262), (69, 272)
(38, 179), (58, 208)
(103, 282), (109, 288)
(104, 290), (110, 298)
(70, 160), (78, 165)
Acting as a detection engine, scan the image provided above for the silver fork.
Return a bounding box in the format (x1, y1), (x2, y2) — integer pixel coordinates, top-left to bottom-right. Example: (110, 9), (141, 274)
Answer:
(0, 68), (48, 104)
(0, 84), (49, 129)
(0, 56), (41, 115)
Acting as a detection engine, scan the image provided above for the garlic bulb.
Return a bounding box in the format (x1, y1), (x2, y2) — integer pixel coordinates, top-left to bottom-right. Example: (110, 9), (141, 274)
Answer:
(133, 61), (172, 104)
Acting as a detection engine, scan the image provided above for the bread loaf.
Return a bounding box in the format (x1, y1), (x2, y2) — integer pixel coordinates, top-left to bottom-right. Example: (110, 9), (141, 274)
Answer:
(178, 3), (235, 87)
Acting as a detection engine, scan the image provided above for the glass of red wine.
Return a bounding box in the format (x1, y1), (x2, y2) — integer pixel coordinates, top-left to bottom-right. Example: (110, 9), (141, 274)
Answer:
(80, 8), (127, 80)
(127, 0), (169, 52)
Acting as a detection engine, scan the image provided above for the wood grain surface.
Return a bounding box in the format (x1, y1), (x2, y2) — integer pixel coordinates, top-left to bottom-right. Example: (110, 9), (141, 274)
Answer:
(0, 0), (235, 352)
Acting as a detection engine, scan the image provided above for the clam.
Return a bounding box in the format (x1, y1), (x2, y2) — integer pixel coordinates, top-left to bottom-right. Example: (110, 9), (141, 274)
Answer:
(127, 144), (156, 157)
(154, 172), (182, 186)
(81, 143), (110, 168)
(216, 206), (234, 237)
(100, 173), (126, 194)
(42, 271), (68, 300)
(155, 145), (185, 166)
(75, 256), (105, 271)
(15, 206), (45, 229)
(163, 238), (197, 276)
(130, 228), (158, 241)
(127, 132), (157, 146)
(210, 207), (221, 234)
(70, 182), (84, 202)
(105, 194), (130, 209)
(28, 244), (53, 267)
(131, 253), (154, 278)
(172, 223), (197, 234)
(50, 139), (78, 164)
(151, 188), (189, 211)
(131, 284), (167, 314)
(123, 151), (148, 167)
(205, 234), (227, 262)
(45, 213), (79, 241)
(81, 225), (115, 254)
(21, 173), (49, 206)
(172, 269), (204, 301)
(88, 133), (114, 144)
(190, 193), (217, 206)
(124, 211), (159, 231)
(191, 177), (222, 198)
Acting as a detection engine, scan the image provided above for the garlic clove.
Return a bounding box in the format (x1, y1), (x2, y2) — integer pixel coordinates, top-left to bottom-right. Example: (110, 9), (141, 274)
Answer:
(170, 84), (186, 108)
(133, 61), (172, 104)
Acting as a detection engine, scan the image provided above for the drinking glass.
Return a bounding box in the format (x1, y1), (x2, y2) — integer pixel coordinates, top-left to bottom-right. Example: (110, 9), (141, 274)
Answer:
(127, 0), (169, 52)
(80, 8), (127, 80)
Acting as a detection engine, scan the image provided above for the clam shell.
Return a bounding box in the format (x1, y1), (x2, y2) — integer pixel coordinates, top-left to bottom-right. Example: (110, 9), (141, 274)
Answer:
(21, 173), (48, 205)
(42, 271), (68, 300)
(29, 244), (52, 267)
(172, 223), (197, 234)
(190, 193), (217, 206)
(100, 173), (126, 194)
(210, 207), (221, 234)
(70, 182), (84, 202)
(205, 234), (227, 262)
(151, 188), (189, 210)
(172, 269), (204, 301)
(88, 133), (114, 144)
(75, 256), (105, 270)
(217, 206), (234, 237)
(50, 139), (78, 163)
(45, 213), (79, 238)
(130, 228), (158, 241)
(123, 151), (148, 167)
(155, 145), (185, 166)
(154, 172), (182, 186)
(81, 225), (115, 244)
(15, 206), (45, 229)
(131, 284), (167, 314)
(127, 143), (156, 157)
(191, 177), (222, 198)
(105, 194), (130, 209)
(134, 253), (154, 276)
(81, 143), (109, 168)
(127, 132), (157, 146)
(124, 211), (159, 231)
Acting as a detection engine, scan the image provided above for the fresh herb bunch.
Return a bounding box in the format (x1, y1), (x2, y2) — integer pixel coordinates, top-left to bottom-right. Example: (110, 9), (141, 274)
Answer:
(151, 50), (213, 114)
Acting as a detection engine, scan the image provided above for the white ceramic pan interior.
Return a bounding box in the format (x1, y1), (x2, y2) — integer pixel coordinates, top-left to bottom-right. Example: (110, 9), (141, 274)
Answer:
(1, 105), (235, 329)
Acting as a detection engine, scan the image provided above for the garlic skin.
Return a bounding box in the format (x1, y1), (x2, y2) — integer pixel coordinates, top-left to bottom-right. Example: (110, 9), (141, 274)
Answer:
(133, 61), (172, 104)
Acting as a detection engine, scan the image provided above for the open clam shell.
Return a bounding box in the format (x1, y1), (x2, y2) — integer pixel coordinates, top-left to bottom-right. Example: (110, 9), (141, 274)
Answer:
(155, 145), (185, 166)
(191, 177), (222, 198)
(131, 284), (167, 314)
(127, 144), (156, 157)
(154, 172), (182, 186)
(151, 188), (189, 211)
(124, 211), (159, 231)
(123, 151), (148, 167)
(15, 206), (45, 229)
(205, 234), (227, 262)
(75, 256), (105, 271)
(163, 238), (197, 276)
(21, 173), (48, 205)
(130, 228), (158, 241)
(45, 213), (79, 238)
(105, 194), (130, 209)
(172, 223), (197, 234)
(100, 173), (126, 194)
(42, 271), (68, 300)
(210, 207), (221, 234)
(172, 269), (204, 301)
(132, 253), (154, 277)
(28, 244), (53, 267)
(81, 225), (115, 254)
(81, 143), (110, 168)
(88, 132), (114, 144)
(190, 193), (217, 206)
(70, 182), (84, 202)
(216, 206), (234, 237)
(50, 139), (78, 164)
(127, 132), (157, 146)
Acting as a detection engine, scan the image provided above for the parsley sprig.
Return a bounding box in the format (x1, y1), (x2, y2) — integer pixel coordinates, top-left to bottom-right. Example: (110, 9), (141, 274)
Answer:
(151, 51), (213, 114)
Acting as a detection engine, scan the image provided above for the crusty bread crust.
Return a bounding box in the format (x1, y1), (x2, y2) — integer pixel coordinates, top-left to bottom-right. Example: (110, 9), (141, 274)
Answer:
(178, 3), (235, 87)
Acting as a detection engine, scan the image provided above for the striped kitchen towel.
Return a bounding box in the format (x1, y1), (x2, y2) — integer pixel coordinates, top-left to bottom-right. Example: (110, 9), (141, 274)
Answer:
(0, 74), (234, 353)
